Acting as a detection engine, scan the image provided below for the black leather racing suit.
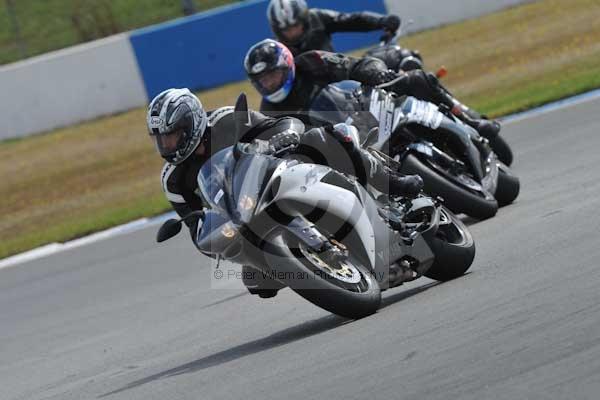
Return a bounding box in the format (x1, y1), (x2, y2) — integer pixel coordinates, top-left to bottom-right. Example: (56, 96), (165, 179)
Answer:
(277, 9), (420, 71)
(260, 50), (456, 117)
(280, 9), (388, 55)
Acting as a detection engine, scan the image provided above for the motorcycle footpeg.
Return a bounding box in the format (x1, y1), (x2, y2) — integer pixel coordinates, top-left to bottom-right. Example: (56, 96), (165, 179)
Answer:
(399, 230), (419, 245)
(389, 259), (419, 287)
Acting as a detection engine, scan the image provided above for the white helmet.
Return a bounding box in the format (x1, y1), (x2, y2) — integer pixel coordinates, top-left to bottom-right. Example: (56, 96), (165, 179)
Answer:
(267, 0), (309, 42)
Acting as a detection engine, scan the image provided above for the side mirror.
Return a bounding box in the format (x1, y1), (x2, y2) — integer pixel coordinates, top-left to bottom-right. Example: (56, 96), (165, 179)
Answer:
(156, 219), (183, 243)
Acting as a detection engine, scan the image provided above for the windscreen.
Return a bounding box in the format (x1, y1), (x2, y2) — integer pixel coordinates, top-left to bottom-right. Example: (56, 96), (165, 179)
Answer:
(308, 81), (380, 138)
(198, 146), (235, 215)
(198, 145), (282, 224)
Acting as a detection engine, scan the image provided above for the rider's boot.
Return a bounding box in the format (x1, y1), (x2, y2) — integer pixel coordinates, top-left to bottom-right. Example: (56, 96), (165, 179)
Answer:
(451, 105), (501, 141)
(418, 71), (503, 141)
(243, 264), (285, 298)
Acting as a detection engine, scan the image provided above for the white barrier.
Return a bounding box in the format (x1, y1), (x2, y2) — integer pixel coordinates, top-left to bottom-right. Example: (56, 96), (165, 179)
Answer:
(0, 34), (147, 141)
(0, 0), (534, 141)
(384, 0), (534, 33)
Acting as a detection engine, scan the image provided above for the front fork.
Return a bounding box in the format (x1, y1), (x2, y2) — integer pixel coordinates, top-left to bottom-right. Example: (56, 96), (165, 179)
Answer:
(284, 217), (329, 251)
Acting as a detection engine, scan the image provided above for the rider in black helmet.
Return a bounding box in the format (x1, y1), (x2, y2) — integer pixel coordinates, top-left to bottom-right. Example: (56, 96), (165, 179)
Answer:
(267, 0), (422, 71)
(244, 39), (500, 141)
(148, 88), (424, 298)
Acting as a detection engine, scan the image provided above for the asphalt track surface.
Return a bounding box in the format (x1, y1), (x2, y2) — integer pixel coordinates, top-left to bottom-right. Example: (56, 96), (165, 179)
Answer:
(2, 98), (600, 400)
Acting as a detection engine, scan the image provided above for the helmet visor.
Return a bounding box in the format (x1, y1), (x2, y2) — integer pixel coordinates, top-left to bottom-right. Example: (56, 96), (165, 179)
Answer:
(251, 68), (288, 97)
(153, 128), (186, 158)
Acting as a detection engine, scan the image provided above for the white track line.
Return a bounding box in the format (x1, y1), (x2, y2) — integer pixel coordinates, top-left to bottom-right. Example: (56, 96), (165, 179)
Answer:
(500, 88), (600, 124)
(2, 89), (600, 270)
(0, 213), (176, 270)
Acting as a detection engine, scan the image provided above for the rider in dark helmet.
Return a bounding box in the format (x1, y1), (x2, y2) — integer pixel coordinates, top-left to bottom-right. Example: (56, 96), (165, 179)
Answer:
(148, 88), (424, 298)
(266, 0), (422, 71)
(244, 39), (500, 141)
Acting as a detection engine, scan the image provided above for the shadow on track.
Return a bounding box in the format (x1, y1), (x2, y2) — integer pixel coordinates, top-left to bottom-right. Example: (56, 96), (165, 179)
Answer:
(380, 281), (441, 309)
(100, 314), (348, 398)
(460, 215), (481, 226)
(100, 281), (446, 398)
(199, 291), (249, 309)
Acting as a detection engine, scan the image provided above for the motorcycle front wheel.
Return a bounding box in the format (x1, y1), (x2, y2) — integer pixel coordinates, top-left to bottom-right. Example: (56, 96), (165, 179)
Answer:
(262, 232), (381, 319)
(399, 153), (498, 220)
(424, 207), (476, 281)
(495, 167), (520, 207)
(490, 135), (514, 166)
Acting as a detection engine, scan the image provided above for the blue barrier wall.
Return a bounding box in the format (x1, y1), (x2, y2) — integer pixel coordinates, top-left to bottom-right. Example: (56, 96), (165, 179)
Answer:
(130, 0), (387, 99)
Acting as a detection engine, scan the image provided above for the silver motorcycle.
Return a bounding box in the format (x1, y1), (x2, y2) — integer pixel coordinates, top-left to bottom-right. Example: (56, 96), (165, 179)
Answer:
(157, 95), (476, 319)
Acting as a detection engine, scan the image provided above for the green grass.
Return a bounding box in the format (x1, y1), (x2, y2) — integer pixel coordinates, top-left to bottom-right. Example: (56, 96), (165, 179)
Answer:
(0, 0), (240, 65)
(1, 193), (168, 258)
(467, 55), (600, 116)
(1, 0), (600, 259)
(394, 0), (600, 116)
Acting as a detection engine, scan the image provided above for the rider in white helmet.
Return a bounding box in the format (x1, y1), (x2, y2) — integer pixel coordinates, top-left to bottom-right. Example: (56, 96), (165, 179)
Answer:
(267, 0), (422, 71)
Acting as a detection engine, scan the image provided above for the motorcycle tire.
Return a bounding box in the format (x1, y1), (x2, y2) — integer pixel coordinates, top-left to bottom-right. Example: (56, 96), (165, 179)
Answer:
(495, 168), (520, 207)
(262, 232), (381, 319)
(399, 154), (498, 220)
(490, 135), (514, 166)
(424, 207), (476, 281)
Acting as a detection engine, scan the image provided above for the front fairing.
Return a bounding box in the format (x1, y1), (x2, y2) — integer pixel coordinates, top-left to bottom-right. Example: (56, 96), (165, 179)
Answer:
(308, 82), (388, 146)
(198, 145), (284, 225)
(196, 145), (284, 261)
(196, 210), (241, 257)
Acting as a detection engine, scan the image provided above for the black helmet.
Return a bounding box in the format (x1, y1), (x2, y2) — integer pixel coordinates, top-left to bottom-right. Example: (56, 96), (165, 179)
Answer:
(147, 88), (208, 165)
(244, 39), (296, 103)
(267, 0), (309, 46)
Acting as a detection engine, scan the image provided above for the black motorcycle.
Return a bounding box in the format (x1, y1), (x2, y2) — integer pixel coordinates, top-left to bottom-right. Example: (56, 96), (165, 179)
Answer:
(365, 29), (425, 73)
(307, 81), (520, 220)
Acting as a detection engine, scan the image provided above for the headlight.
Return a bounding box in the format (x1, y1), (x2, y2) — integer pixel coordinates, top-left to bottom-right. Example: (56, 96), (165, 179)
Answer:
(221, 223), (237, 239)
